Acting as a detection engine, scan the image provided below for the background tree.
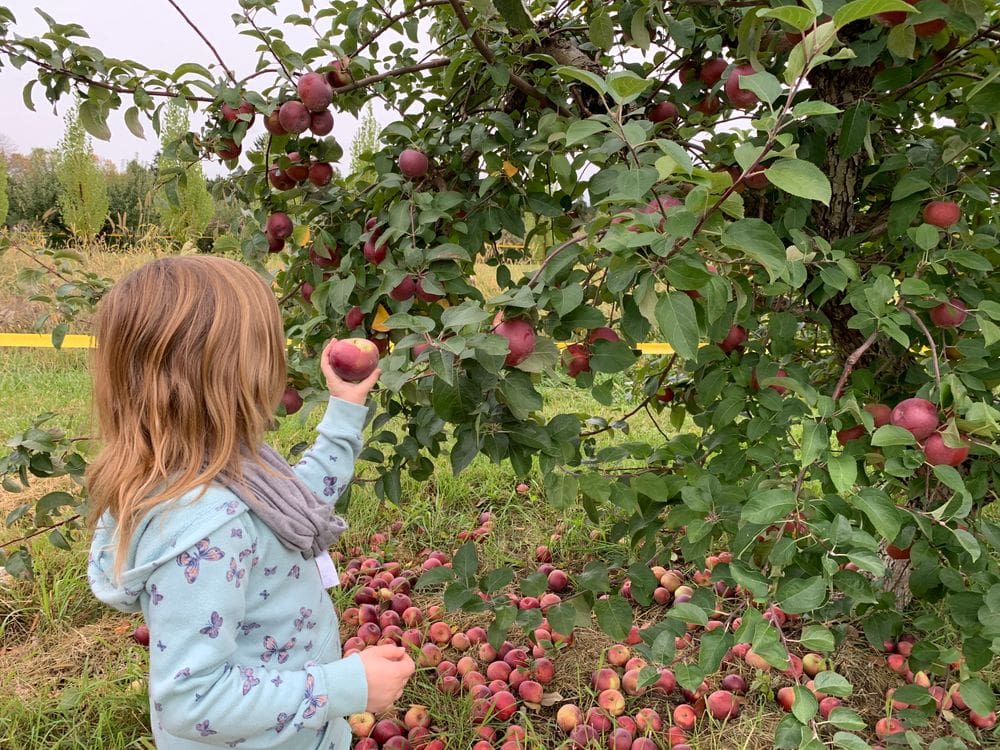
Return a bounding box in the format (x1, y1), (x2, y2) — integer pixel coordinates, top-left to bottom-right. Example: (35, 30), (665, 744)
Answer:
(105, 158), (157, 245)
(0, 145), (8, 227)
(153, 100), (213, 243)
(54, 101), (109, 243)
(349, 102), (379, 183)
(5, 147), (62, 234)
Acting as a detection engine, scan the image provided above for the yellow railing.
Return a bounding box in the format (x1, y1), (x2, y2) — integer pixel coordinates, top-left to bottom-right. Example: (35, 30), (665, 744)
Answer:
(0, 332), (677, 355)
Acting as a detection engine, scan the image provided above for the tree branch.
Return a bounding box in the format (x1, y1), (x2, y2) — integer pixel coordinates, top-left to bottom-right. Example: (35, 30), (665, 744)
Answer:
(527, 233), (589, 286)
(831, 329), (879, 402)
(352, 0), (451, 58)
(446, 0), (572, 118)
(165, 0), (238, 84)
(582, 356), (678, 438)
(334, 58), (452, 94)
(0, 42), (214, 102)
(242, 10), (293, 81)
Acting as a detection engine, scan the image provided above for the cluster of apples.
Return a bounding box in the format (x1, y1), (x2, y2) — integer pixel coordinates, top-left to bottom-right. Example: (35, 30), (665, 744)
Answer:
(348, 704), (450, 750)
(837, 397), (970, 468)
(882, 638), (996, 732)
(564, 327), (621, 377)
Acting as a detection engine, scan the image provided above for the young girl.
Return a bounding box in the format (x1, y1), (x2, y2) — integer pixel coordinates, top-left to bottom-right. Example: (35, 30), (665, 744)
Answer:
(86, 256), (414, 750)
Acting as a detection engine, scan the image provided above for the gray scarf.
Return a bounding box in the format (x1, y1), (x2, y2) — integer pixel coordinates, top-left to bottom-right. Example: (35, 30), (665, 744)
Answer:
(225, 444), (347, 559)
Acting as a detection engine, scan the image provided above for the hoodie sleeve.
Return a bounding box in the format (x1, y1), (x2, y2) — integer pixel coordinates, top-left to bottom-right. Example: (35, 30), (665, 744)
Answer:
(292, 397), (369, 505)
(146, 513), (368, 746)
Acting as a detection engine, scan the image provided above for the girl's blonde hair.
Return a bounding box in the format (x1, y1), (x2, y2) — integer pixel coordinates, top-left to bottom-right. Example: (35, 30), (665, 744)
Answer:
(86, 256), (286, 576)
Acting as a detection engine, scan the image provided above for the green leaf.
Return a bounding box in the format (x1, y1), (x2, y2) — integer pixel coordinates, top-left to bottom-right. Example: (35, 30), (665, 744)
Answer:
(722, 219), (787, 283)
(480, 566), (514, 593)
(758, 6), (817, 30)
(78, 99), (111, 141)
(800, 421), (828, 468)
(813, 671), (853, 697)
(741, 488), (795, 525)
(850, 488), (902, 542)
(553, 66), (607, 96)
(654, 292), (700, 362)
(777, 576), (827, 615)
(832, 732), (872, 750)
(792, 685), (819, 723)
(828, 708), (867, 731)
(871, 425), (916, 446)
(959, 677), (996, 716)
(785, 20), (837, 85)
(834, 0), (917, 28)
(588, 12), (614, 50)
(416, 565), (455, 590)
(828, 454), (858, 495)
(764, 159), (832, 205)
(593, 595), (633, 640)
(124, 106), (145, 139)
(793, 101), (842, 117)
(606, 71), (651, 104)
(838, 102), (872, 158)
(565, 119), (608, 147)
(491, 0), (533, 30)
(22, 79), (36, 112)
(453, 541), (478, 586)
(543, 472), (579, 510)
(800, 625), (836, 652)
(887, 23), (915, 59)
(667, 602), (709, 627)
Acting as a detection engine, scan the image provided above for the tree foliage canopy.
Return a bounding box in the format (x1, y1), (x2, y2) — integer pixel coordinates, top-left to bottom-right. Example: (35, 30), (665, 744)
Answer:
(1, 0), (999, 743)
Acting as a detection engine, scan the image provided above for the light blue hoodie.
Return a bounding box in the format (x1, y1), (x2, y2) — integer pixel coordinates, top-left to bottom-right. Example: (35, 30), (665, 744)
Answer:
(88, 398), (370, 750)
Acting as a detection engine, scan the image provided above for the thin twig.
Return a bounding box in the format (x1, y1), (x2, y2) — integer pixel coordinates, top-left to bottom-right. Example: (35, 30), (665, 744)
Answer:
(527, 233), (589, 286)
(0, 514), (81, 550)
(14, 245), (75, 284)
(831, 330), (879, 402)
(165, 0), (238, 84)
(446, 0), (572, 118)
(243, 10), (294, 81)
(899, 304), (942, 392)
(334, 58), (452, 94)
(582, 355), (677, 438)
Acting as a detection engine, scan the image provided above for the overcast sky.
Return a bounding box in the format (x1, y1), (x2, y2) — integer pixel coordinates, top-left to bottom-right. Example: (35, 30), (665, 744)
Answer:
(0, 0), (385, 173)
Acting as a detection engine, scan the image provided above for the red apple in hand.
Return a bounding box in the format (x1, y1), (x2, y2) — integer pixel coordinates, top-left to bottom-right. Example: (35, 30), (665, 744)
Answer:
(328, 339), (380, 382)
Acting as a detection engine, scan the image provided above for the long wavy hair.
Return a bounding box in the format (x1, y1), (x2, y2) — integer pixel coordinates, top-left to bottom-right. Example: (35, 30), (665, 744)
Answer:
(86, 256), (286, 577)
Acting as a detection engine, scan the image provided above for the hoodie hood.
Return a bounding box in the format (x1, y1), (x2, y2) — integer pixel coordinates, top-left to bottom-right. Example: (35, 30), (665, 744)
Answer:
(88, 485), (248, 613)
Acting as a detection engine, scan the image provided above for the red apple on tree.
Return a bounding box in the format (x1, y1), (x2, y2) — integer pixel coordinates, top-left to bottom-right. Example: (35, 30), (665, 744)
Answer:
(326, 57), (352, 87)
(278, 100), (311, 134)
(399, 148), (430, 179)
(699, 58), (728, 86)
(923, 200), (961, 228)
(865, 403), (893, 427)
(297, 71), (334, 112)
(221, 100), (255, 124)
(922, 432), (969, 466)
(724, 64), (759, 109)
(718, 324), (748, 353)
(308, 162), (334, 187)
(929, 298), (967, 327)
(493, 317), (537, 366)
(648, 101), (679, 124)
(310, 109), (334, 135)
(266, 212), (293, 241)
(890, 397), (939, 440)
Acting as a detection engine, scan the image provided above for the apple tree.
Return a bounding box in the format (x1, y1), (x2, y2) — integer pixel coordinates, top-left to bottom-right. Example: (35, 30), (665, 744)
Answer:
(1, 0), (999, 744)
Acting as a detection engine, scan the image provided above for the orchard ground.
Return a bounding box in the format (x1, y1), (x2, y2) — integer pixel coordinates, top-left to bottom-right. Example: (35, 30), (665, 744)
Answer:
(1, 245), (997, 749)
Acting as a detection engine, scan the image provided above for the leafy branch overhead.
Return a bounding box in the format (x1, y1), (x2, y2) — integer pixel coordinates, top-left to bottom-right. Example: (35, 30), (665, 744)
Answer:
(2, 0), (999, 745)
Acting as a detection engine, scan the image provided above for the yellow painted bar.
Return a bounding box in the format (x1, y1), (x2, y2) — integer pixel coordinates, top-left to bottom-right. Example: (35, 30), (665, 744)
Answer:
(2, 333), (676, 354)
(0, 333), (96, 349)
